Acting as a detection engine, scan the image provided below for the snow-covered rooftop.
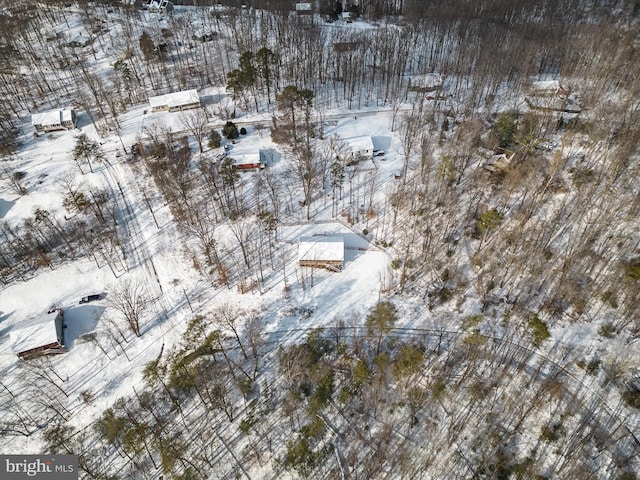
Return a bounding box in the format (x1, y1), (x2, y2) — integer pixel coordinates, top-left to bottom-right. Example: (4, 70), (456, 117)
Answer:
(149, 89), (199, 109)
(61, 109), (74, 123)
(298, 236), (345, 263)
(408, 73), (444, 89)
(344, 135), (374, 152)
(9, 310), (63, 354)
(31, 109), (74, 127)
(296, 2), (312, 11)
(232, 153), (262, 167)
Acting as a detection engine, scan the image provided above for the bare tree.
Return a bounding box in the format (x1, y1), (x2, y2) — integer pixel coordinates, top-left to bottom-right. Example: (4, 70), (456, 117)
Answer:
(3, 169), (28, 196)
(180, 109), (209, 154)
(108, 279), (153, 337)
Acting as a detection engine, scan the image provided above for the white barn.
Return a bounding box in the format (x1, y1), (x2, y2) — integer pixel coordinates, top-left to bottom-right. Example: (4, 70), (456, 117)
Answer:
(298, 236), (344, 271)
(149, 89), (200, 112)
(32, 108), (77, 133)
(10, 309), (66, 359)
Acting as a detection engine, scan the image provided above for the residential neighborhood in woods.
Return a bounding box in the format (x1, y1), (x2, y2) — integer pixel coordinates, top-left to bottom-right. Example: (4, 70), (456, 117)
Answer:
(0, 0), (639, 479)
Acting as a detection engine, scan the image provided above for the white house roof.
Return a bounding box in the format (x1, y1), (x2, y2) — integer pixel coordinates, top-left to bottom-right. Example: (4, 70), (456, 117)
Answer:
(61, 109), (74, 123)
(32, 109), (74, 127)
(344, 136), (374, 152)
(298, 236), (344, 263)
(296, 2), (312, 11)
(32, 110), (61, 126)
(9, 310), (62, 354)
(149, 89), (199, 109)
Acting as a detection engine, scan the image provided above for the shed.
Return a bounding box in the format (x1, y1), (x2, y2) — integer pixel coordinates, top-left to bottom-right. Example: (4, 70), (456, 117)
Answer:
(298, 236), (344, 271)
(10, 309), (66, 359)
(32, 108), (77, 133)
(525, 80), (581, 113)
(149, 89), (200, 112)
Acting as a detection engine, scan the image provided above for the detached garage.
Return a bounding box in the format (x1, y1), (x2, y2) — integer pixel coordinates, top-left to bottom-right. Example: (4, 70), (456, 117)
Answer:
(10, 309), (66, 359)
(298, 236), (344, 272)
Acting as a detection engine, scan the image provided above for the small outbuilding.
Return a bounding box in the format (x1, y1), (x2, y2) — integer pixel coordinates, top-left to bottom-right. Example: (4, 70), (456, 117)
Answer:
(32, 108), (77, 133)
(298, 236), (344, 272)
(10, 309), (66, 359)
(149, 89), (200, 112)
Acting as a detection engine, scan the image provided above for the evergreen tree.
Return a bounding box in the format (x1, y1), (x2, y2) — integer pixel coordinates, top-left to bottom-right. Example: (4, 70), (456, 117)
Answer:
(222, 121), (239, 140)
(208, 129), (222, 149)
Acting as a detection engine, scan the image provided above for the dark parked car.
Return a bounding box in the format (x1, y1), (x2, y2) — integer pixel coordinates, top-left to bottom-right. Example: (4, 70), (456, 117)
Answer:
(79, 294), (101, 304)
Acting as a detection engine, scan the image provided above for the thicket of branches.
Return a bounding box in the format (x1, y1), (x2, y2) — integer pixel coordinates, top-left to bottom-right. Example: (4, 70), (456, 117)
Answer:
(40, 303), (640, 479)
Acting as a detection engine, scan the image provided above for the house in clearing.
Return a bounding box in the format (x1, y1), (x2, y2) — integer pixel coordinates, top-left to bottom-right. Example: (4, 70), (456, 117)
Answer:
(232, 153), (264, 171)
(407, 73), (444, 93)
(338, 136), (374, 164)
(526, 79), (569, 98)
(298, 236), (344, 272)
(525, 79), (581, 113)
(148, 89), (200, 112)
(10, 309), (66, 359)
(32, 108), (77, 133)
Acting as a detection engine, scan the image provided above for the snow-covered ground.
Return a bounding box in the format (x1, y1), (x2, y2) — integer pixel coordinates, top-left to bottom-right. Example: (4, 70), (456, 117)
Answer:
(0, 75), (402, 457)
(1, 4), (639, 478)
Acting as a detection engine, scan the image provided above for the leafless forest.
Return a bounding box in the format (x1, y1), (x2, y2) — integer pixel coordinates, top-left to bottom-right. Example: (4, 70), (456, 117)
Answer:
(1, 0), (640, 478)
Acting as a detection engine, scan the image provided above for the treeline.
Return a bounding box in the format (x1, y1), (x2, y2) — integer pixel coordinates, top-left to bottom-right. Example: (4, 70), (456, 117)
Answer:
(1, 0), (637, 154)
